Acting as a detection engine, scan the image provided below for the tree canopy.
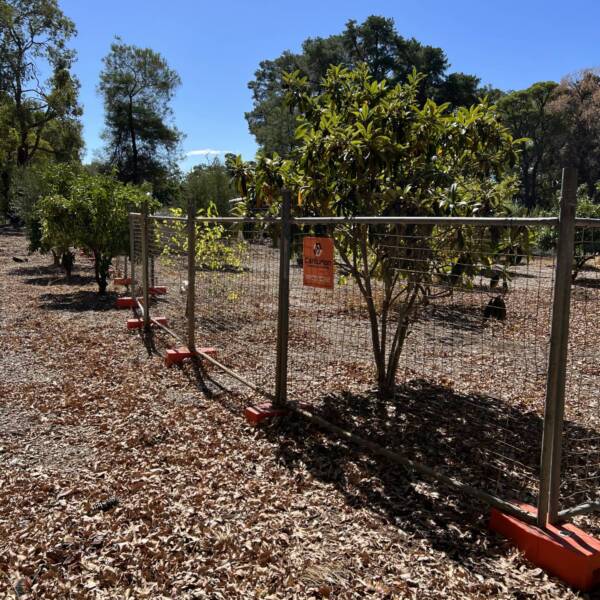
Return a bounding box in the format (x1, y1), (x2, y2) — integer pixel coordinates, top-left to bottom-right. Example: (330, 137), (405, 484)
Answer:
(98, 39), (182, 203)
(247, 65), (520, 397)
(0, 0), (82, 217)
(245, 15), (485, 156)
(37, 166), (151, 292)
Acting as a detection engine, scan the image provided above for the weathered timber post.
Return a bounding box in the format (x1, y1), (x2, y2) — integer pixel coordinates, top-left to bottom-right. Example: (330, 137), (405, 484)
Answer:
(187, 194), (196, 352)
(538, 167), (577, 526)
(129, 213), (136, 297)
(274, 189), (292, 407)
(141, 200), (151, 331)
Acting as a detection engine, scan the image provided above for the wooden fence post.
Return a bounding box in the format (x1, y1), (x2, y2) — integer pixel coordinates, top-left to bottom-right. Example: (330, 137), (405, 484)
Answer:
(187, 195), (196, 352)
(141, 200), (151, 330)
(129, 213), (136, 297)
(538, 167), (577, 526)
(274, 190), (292, 407)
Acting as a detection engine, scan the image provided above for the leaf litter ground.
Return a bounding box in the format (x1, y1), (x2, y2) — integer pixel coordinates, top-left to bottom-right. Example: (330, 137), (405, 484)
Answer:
(0, 227), (593, 599)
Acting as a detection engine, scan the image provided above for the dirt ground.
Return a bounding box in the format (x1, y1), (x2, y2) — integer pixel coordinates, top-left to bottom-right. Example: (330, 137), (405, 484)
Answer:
(0, 227), (593, 599)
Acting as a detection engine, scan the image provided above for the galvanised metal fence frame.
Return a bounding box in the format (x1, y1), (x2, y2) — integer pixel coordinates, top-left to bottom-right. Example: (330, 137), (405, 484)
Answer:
(128, 167), (600, 530)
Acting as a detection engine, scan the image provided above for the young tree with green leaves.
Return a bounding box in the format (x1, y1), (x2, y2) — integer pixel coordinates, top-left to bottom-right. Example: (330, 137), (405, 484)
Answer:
(253, 65), (519, 398)
(98, 39), (182, 202)
(37, 168), (150, 293)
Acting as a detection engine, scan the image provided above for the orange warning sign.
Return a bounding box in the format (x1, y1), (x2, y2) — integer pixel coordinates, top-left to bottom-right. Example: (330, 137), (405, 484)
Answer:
(303, 237), (334, 289)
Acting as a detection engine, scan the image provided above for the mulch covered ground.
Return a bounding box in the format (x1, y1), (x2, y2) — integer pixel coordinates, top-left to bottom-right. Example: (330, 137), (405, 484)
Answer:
(0, 227), (588, 598)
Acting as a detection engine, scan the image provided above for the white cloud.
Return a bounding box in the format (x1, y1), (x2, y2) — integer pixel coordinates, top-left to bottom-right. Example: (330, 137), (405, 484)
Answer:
(186, 148), (232, 157)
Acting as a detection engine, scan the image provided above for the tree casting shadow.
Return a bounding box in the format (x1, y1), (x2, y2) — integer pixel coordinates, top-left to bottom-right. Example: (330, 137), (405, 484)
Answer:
(260, 380), (600, 583)
(39, 290), (118, 312)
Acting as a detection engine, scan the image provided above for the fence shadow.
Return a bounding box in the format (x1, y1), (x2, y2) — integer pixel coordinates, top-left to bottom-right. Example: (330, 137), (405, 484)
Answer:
(38, 290), (118, 312)
(261, 380), (600, 579)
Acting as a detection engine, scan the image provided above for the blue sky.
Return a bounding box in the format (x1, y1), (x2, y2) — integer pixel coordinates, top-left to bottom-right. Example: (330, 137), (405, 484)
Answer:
(60, 0), (599, 170)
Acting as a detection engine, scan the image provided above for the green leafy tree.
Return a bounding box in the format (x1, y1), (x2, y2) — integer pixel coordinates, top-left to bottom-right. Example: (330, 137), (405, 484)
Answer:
(38, 169), (150, 293)
(497, 82), (561, 208)
(548, 70), (600, 199)
(182, 157), (235, 215)
(245, 15), (483, 155)
(259, 65), (519, 398)
(98, 39), (182, 202)
(0, 0), (82, 216)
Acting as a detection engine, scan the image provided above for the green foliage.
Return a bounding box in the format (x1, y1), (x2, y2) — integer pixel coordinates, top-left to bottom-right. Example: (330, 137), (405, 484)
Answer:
(182, 158), (235, 215)
(496, 82), (562, 209)
(0, 0), (82, 217)
(537, 185), (600, 279)
(159, 202), (246, 272)
(98, 38), (182, 202)
(37, 167), (151, 292)
(254, 64), (520, 397)
(245, 15), (486, 156)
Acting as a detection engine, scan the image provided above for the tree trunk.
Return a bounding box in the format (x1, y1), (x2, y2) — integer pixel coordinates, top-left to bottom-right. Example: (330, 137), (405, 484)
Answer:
(0, 169), (10, 219)
(128, 97), (139, 184)
(61, 251), (74, 279)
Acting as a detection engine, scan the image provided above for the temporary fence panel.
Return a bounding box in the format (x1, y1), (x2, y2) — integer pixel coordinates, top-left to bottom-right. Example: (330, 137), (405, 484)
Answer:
(127, 170), (600, 527)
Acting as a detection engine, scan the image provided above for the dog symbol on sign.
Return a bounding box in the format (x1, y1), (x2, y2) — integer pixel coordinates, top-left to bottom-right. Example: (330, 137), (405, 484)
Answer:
(313, 242), (322, 257)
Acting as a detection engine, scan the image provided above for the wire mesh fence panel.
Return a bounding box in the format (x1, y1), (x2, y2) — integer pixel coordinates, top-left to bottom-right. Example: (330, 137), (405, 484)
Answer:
(130, 206), (600, 520)
(130, 213), (143, 298)
(147, 215), (189, 333)
(561, 224), (600, 510)
(286, 223), (555, 504)
(193, 224), (279, 394)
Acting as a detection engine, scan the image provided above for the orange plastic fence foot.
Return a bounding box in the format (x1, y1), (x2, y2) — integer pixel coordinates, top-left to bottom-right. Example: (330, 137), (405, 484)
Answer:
(113, 277), (132, 286)
(116, 297), (139, 309)
(127, 316), (168, 330)
(245, 403), (289, 425)
(198, 347), (217, 359)
(489, 504), (600, 591)
(149, 286), (167, 296)
(165, 346), (193, 367)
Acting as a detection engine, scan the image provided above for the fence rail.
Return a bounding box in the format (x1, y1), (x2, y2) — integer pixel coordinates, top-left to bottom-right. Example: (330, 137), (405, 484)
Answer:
(127, 168), (600, 530)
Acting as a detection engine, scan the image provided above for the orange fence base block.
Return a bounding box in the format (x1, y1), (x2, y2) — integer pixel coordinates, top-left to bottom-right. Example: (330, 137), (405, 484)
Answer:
(113, 277), (132, 286)
(127, 317), (168, 330)
(198, 347), (217, 359)
(149, 286), (167, 296)
(116, 297), (139, 309)
(245, 403), (289, 425)
(165, 346), (193, 367)
(489, 504), (600, 591)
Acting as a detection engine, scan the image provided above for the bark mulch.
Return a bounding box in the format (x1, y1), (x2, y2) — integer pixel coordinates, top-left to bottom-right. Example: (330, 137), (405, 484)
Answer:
(0, 227), (587, 599)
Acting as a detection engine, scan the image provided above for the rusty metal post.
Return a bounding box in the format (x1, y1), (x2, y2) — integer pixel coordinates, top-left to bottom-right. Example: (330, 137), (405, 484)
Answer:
(187, 194), (196, 352)
(141, 201), (151, 330)
(274, 190), (292, 407)
(538, 167), (577, 526)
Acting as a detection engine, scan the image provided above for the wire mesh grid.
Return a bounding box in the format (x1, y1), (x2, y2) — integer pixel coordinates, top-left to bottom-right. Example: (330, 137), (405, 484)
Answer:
(561, 225), (600, 508)
(130, 214), (143, 298)
(134, 213), (600, 514)
(285, 224), (555, 503)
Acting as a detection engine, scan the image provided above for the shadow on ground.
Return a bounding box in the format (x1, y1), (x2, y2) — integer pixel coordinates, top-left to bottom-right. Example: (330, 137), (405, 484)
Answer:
(24, 274), (96, 286)
(39, 290), (118, 312)
(258, 380), (600, 579)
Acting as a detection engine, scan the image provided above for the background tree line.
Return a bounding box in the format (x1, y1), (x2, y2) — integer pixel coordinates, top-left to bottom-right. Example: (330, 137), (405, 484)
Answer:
(245, 16), (600, 213)
(2, 4), (600, 242)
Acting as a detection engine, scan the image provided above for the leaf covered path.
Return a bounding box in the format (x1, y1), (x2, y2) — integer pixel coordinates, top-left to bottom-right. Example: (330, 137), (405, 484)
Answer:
(0, 228), (583, 598)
